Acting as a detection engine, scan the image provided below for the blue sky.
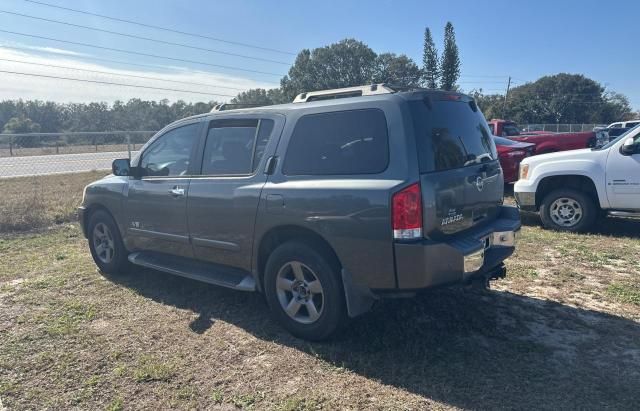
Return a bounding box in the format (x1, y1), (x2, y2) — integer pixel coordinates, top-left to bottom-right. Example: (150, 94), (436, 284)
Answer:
(0, 0), (637, 109)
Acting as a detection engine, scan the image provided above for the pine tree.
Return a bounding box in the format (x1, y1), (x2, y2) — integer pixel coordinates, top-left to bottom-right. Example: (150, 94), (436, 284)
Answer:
(422, 27), (439, 89)
(440, 22), (461, 91)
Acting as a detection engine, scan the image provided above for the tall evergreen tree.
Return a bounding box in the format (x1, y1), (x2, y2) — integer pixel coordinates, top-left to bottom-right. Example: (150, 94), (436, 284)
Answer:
(421, 27), (439, 89)
(440, 22), (461, 91)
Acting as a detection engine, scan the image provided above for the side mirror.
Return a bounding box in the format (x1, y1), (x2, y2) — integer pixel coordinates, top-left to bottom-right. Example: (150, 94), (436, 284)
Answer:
(620, 138), (637, 156)
(112, 158), (141, 177)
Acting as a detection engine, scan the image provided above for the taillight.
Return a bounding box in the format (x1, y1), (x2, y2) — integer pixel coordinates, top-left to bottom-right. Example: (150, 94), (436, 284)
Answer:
(506, 150), (526, 157)
(392, 183), (423, 240)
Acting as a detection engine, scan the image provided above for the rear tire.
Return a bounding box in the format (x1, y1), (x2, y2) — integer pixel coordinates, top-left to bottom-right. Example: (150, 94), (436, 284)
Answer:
(87, 209), (131, 275)
(264, 242), (346, 341)
(540, 189), (597, 232)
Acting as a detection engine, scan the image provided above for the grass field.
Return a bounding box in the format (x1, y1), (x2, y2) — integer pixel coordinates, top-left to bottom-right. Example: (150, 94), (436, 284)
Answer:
(0, 171), (108, 232)
(1, 211), (639, 409)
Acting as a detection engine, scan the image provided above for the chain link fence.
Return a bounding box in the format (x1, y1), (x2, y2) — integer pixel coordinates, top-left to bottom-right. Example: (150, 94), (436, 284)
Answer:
(0, 131), (156, 178)
(520, 124), (607, 133)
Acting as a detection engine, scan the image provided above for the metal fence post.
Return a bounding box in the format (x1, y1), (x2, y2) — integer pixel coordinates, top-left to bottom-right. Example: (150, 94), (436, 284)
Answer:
(126, 133), (132, 159)
(9, 136), (13, 156)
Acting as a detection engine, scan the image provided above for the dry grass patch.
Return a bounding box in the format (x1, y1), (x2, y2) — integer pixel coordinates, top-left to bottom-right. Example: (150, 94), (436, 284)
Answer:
(0, 221), (639, 409)
(0, 171), (106, 232)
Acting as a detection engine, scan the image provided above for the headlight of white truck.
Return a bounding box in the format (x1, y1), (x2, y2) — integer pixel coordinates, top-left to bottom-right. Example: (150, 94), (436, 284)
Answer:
(519, 163), (529, 180)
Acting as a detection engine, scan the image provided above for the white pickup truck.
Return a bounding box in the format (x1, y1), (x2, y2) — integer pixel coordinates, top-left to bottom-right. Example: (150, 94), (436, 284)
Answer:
(514, 126), (640, 232)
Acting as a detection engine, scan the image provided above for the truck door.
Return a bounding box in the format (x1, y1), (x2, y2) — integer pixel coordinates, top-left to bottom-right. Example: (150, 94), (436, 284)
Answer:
(186, 114), (284, 272)
(606, 133), (640, 210)
(126, 121), (203, 257)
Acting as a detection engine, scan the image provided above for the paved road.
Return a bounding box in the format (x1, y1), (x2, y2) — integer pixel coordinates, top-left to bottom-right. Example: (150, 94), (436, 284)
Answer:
(0, 151), (136, 178)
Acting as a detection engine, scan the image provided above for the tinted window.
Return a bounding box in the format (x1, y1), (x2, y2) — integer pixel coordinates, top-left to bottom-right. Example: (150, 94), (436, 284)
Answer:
(625, 121), (639, 128)
(502, 124), (521, 136)
(609, 123), (623, 129)
(140, 123), (200, 177)
(283, 109), (389, 175)
(409, 99), (497, 172)
(201, 119), (274, 175)
(493, 136), (518, 146)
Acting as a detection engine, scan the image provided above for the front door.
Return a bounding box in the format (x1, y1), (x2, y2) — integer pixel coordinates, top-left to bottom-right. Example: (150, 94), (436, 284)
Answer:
(187, 115), (283, 272)
(126, 121), (203, 257)
(606, 132), (640, 210)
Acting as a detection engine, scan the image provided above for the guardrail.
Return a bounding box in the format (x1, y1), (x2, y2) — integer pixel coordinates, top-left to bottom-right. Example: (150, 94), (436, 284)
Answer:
(0, 131), (156, 178)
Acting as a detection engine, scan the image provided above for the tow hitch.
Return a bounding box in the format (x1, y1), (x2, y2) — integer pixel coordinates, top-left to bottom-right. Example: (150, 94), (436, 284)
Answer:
(468, 263), (506, 290)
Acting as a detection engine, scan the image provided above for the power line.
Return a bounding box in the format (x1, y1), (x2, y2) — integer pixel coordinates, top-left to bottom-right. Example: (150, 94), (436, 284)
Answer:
(0, 57), (250, 91)
(0, 10), (291, 66)
(0, 30), (286, 77)
(0, 69), (237, 97)
(0, 44), (280, 86)
(24, 0), (296, 56)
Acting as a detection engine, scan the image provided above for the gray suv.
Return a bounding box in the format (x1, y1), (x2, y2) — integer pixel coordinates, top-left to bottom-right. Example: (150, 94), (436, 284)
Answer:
(79, 85), (520, 340)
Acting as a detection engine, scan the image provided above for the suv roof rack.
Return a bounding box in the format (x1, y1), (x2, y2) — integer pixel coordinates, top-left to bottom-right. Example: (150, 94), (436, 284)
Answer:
(293, 84), (398, 103)
(210, 103), (265, 112)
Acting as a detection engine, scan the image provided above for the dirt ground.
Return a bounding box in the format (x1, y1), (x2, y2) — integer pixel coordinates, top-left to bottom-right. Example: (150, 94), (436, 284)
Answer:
(0, 213), (639, 409)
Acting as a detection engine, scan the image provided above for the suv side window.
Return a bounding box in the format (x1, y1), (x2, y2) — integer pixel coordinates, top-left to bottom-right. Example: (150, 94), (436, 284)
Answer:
(625, 121), (639, 128)
(140, 123), (200, 177)
(283, 109), (389, 175)
(201, 119), (274, 175)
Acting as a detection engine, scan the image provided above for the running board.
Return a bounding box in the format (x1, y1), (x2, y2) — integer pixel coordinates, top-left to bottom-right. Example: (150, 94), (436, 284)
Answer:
(128, 251), (255, 292)
(608, 211), (640, 218)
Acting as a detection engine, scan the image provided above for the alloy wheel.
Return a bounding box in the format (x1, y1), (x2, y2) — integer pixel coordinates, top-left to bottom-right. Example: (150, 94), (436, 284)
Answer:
(275, 261), (324, 324)
(92, 222), (115, 264)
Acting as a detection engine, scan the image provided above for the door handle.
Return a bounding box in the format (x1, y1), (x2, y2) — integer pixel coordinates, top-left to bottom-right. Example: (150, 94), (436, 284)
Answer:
(169, 186), (185, 197)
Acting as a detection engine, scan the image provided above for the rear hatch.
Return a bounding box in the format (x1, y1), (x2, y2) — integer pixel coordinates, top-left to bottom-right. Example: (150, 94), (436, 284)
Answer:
(407, 92), (503, 240)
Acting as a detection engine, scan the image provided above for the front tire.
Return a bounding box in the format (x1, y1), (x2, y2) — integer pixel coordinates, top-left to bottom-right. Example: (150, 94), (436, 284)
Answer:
(540, 189), (597, 232)
(87, 210), (130, 275)
(264, 242), (346, 341)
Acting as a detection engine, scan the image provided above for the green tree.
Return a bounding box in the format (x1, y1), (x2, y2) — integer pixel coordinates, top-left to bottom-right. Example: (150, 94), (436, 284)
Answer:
(371, 53), (422, 87)
(231, 88), (283, 106)
(421, 27), (439, 88)
(440, 22), (460, 91)
(2, 116), (41, 133)
(503, 73), (631, 123)
(280, 39), (377, 101)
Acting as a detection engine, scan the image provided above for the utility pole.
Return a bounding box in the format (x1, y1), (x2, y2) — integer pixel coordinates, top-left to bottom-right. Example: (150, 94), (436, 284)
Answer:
(502, 76), (511, 118)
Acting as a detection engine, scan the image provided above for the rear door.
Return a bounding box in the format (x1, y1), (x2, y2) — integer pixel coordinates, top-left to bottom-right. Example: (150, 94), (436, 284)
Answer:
(126, 121), (203, 257)
(408, 94), (503, 240)
(186, 114), (284, 271)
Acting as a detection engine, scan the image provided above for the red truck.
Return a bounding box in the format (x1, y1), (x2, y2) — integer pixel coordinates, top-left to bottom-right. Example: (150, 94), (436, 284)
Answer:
(487, 119), (604, 154)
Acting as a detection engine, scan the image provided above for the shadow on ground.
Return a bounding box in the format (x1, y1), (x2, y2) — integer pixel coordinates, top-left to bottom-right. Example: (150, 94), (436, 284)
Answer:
(107, 268), (640, 409)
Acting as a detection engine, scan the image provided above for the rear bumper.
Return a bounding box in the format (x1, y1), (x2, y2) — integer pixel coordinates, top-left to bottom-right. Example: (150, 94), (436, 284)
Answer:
(393, 206), (521, 289)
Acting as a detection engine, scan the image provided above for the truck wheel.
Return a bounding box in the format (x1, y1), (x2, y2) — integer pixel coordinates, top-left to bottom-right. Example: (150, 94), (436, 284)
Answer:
(540, 189), (597, 232)
(87, 210), (130, 275)
(264, 242), (346, 341)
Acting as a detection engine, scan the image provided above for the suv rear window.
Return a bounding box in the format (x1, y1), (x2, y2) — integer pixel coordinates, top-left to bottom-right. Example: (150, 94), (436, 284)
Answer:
(283, 109), (389, 175)
(409, 99), (497, 172)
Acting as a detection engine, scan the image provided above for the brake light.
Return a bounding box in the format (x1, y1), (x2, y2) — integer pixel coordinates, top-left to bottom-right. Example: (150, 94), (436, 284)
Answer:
(392, 183), (423, 240)
(506, 150), (526, 157)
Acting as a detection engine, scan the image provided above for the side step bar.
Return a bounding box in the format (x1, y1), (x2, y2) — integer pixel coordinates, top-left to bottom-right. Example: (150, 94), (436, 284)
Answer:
(128, 251), (255, 292)
(609, 211), (640, 218)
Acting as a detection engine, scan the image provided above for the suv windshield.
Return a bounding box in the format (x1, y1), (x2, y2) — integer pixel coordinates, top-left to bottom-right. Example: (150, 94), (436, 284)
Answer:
(409, 98), (497, 172)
